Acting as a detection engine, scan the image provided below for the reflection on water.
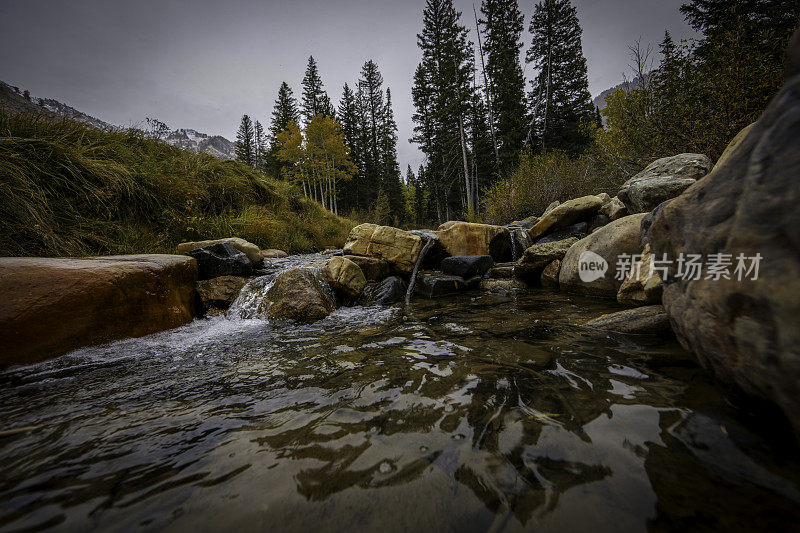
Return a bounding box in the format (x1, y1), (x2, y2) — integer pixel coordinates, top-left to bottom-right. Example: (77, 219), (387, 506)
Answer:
(1, 290), (799, 531)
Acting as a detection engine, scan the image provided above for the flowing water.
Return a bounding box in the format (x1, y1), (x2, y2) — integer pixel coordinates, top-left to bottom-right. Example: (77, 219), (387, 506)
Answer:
(2, 286), (800, 532)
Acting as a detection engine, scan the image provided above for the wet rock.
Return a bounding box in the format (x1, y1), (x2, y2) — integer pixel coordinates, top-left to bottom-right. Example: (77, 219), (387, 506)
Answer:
(599, 196), (629, 221)
(648, 33), (800, 435)
(414, 271), (477, 298)
(326, 256), (366, 299)
(535, 221), (588, 244)
(617, 244), (663, 306)
(617, 153), (712, 213)
(435, 222), (510, 260)
(197, 275), (249, 310)
(0, 255), (198, 367)
(486, 263), (515, 279)
(528, 195), (604, 240)
(559, 213), (647, 298)
(178, 237), (262, 264)
(583, 305), (672, 335)
(343, 255), (390, 281)
(515, 237), (578, 279)
(260, 249), (288, 259)
(541, 260), (561, 288)
(359, 276), (408, 305)
(188, 242), (253, 280)
(343, 223), (424, 274)
(510, 227), (533, 258)
(509, 215), (539, 229)
(262, 268), (336, 322)
(480, 278), (527, 294)
(440, 255), (494, 278)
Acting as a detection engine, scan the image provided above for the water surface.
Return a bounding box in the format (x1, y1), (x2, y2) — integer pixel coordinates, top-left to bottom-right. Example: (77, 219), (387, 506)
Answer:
(2, 289), (799, 532)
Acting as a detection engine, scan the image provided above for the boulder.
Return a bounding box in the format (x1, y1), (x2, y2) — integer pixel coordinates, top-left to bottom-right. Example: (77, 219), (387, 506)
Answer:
(0, 255), (198, 368)
(435, 222), (510, 260)
(197, 275), (249, 310)
(541, 260), (561, 288)
(261, 268), (336, 322)
(535, 221), (588, 244)
(414, 271), (478, 298)
(326, 256), (367, 299)
(509, 215), (539, 230)
(486, 263), (515, 279)
(596, 192), (612, 205)
(515, 237), (579, 279)
(640, 199), (673, 246)
(528, 195), (604, 240)
(343, 255), (390, 281)
(440, 255), (494, 278)
(260, 249), (288, 259)
(559, 213), (648, 298)
(343, 223), (424, 274)
(359, 276), (408, 305)
(480, 278), (527, 293)
(599, 196), (628, 221)
(188, 242), (253, 280)
(178, 237), (261, 264)
(648, 33), (800, 434)
(617, 244), (663, 306)
(714, 122), (755, 171)
(583, 305), (672, 336)
(617, 153), (712, 213)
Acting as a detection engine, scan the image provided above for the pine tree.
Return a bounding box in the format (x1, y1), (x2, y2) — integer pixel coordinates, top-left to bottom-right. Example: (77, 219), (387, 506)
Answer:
(480, 0), (528, 173)
(301, 56), (333, 124)
(412, 0), (478, 221)
(336, 83), (363, 212)
(526, 0), (595, 153)
(380, 88), (405, 220)
(254, 120), (267, 171)
(235, 114), (255, 166)
(269, 82), (300, 145)
(358, 60), (386, 209)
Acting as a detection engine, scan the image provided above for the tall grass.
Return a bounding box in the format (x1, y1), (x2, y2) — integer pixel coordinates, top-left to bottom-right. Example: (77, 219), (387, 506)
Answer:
(0, 111), (355, 257)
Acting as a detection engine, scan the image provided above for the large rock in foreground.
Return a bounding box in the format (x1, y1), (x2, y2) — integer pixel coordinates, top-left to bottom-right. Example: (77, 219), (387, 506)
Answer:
(261, 268), (336, 322)
(559, 213), (647, 298)
(178, 237), (261, 264)
(343, 223), (424, 274)
(0, 255), (198, 368)
(648, 33), (800, 435)
(617, 153), (712, 213)
(435, 222), (510, 260)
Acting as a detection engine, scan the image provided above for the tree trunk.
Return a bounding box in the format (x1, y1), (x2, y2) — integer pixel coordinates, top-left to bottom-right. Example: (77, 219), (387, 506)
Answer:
(459, 112), (473, 216)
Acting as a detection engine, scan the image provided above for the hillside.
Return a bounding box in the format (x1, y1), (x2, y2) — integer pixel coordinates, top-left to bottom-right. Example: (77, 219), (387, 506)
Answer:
(0, 110), (355, 257)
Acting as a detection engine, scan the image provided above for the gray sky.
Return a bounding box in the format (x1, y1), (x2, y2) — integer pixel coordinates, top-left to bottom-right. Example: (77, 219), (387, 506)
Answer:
(0, 0), (696, 172)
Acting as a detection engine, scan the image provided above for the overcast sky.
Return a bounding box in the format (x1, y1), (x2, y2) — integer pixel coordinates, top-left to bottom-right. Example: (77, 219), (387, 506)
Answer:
(0, 0), (697, 171)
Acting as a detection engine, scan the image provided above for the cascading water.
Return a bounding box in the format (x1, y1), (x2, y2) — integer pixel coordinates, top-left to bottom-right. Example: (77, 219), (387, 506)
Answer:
(406, 231), (438, 305)
(510, 230), (519, 261)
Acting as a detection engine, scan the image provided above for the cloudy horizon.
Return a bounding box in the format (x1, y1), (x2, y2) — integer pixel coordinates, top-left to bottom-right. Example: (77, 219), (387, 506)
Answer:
(0, 0), (696, 172)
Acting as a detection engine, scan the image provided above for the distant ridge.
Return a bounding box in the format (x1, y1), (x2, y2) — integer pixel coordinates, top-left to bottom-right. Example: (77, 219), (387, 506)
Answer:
(0, 80), (235, 159)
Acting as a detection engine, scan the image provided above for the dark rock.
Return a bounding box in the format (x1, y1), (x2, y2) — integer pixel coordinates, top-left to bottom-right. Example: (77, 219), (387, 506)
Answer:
(359, 276), (408, 305)
(188, 242), (253, 280)
(640, 199), (673, 246)
(535, 222), (588, 244)
(414, 271), (472, 298)
(588, 214), (611, 232)
(344, 255), (390, 281)
(440, 255), (494, 278)
(648, 30), (800, 435)
(197, 275), (249, 310)
(583, 305), (672, 336)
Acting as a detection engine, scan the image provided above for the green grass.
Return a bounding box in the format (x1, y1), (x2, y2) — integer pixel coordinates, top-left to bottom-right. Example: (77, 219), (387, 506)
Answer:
(0, 110), (356, 257)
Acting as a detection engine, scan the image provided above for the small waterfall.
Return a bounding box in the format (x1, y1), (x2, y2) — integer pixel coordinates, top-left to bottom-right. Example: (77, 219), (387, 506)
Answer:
(406, 231), (439, 305)
(510, 230), (519, 262)
(226, 274), (278, 319)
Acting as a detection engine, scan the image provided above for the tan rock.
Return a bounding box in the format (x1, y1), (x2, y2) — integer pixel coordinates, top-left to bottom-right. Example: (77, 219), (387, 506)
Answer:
(326, 256), (367, 298)
(529, 195), (604, 240)
(599, 196), (629, 221)
(261, 268), (336, 322)
(342, 223), (424, 274)
(197, 276), (249, 309)
(541, 260), (561, 288)
(714, 122), (755, 171)
(0, 255), (198, 368)
(558, 213), (647, 298)
(617, 243), (663, 306)
(435, 222), (510, 259)
(178, 237), (261, 264)
(260, 249), (288, 259)
(344, 255), (390, 281)
(480, 278), (528, 292)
